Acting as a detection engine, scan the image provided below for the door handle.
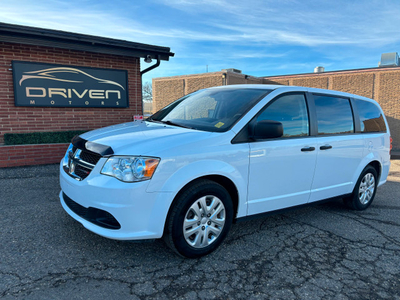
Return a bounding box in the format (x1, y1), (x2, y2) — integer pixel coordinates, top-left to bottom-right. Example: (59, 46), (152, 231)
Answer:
(320, 145), (332, 150)
(301, 146), (315, 152)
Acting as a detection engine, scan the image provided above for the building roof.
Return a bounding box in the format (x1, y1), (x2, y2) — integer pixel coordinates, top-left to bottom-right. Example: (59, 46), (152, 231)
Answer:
(0, 22), (174, 60)
(262, 65), (400, 78)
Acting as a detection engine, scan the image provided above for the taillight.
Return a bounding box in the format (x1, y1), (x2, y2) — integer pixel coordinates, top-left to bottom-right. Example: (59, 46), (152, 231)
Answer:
(390, 136), (393, 154)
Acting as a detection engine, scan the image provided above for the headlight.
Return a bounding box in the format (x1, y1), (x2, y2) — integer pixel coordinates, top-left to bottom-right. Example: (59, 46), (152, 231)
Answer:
(101, 156), (160, 182)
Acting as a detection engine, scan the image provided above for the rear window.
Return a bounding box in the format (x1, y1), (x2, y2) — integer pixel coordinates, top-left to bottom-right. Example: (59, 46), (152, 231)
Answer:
(314, 95), (354, 135)
(355, 99), (386, 132)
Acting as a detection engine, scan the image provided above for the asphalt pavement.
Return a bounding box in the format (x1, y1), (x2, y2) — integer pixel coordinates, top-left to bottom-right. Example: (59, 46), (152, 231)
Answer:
(0, 161), (399, 300)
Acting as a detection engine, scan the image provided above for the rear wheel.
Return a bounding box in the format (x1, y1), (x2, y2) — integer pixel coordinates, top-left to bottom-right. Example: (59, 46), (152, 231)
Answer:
(164, 179), (233, 258)
(344, 166), (378, 210)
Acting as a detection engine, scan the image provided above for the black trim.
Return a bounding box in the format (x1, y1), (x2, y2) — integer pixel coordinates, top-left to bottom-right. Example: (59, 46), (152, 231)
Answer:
(350, 98), (361, 133)
(63, 193), (121, 230)
(320, 145), (332, 150)
(301, 146), (315, 152)
(231, 126), (249, 144)
(235, 194), (352, 223)
(305, 92), (318, 136)
(71, 135), (86, 149)
(71, 135), (114, 156)
(0, 22), (174, 60)
(141, 55), (161, 75)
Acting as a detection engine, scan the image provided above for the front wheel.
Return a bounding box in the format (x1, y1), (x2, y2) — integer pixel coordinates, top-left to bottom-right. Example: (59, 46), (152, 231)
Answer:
(164, 179), (233, 258)
(344, 166), (378, 210)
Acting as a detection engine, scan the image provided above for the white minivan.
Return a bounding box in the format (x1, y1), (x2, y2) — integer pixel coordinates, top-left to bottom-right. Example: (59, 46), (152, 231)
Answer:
(60, 85), (391, 258)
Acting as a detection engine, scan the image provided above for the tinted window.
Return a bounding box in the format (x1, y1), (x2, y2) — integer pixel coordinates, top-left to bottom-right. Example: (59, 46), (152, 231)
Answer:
(257, 94), (309, 137)
(355, 99), (386, 132)
(314, 95), (354, 135)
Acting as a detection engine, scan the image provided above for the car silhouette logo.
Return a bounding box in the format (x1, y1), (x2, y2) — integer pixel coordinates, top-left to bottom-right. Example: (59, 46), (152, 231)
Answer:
(19, 67), (125, 90)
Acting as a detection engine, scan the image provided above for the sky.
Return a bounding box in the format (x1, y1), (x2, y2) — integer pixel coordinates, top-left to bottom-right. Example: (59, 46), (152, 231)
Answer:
(1, 0), (400, 84)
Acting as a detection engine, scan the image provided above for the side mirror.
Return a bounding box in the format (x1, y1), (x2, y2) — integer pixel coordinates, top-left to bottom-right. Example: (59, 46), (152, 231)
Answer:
(250, 120), (283, 140)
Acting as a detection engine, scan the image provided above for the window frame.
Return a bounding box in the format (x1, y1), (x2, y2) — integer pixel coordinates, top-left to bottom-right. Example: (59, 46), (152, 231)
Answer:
(232, 92), (314, 143)
(232, 91), (384, 144)
(308, 92), (356, 136)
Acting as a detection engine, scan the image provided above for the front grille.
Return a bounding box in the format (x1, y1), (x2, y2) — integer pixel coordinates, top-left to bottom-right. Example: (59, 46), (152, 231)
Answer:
(74, 164), (92, 179)
(63, 193), (121, 230)
(64, 147), (103, 181)
(79, 150), (102, 165)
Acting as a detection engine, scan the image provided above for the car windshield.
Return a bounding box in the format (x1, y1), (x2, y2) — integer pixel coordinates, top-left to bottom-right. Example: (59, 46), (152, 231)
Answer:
(148, 88), (271, 132)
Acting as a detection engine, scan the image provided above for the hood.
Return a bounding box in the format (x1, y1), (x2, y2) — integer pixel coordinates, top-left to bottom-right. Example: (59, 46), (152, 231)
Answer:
(80, 121), (215, 156)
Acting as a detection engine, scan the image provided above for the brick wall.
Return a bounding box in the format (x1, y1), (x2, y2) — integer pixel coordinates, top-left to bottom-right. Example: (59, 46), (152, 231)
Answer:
(186, 74), (223, 94)
(0, 143), (68, 168)
(291, 76), (329, 89)
(0, 41), (142, 167)
(153, 78), (185, 112)
(153, 72), (223, 112)
(227, 72), (263, 85)
(330, 73), (374, 98)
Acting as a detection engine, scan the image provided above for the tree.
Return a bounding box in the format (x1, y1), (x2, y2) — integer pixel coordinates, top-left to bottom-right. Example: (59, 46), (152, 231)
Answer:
(142, 82), (153, 102)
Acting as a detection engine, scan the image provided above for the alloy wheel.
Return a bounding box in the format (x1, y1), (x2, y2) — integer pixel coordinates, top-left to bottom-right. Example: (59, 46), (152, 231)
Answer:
(358, 173), (375, 205)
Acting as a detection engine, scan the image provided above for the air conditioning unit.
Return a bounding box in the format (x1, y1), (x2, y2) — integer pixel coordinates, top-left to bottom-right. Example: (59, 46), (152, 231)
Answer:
(379, 52), (399, 67)
(314, 66), (325, 73)
(223, 68), (242, 74)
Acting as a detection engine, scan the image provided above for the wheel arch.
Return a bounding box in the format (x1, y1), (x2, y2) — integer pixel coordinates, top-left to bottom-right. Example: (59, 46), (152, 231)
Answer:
(163, 175), (239, 236)
(368, 160), (382, 181)
(344, 160), (380, 210)
(353, 152), (384, 189)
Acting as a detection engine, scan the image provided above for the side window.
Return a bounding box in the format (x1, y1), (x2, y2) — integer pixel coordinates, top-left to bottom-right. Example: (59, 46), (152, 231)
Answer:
(257, 93), (309, 137)
(314, 95), (354, 135)
(355, 99), (387, 132)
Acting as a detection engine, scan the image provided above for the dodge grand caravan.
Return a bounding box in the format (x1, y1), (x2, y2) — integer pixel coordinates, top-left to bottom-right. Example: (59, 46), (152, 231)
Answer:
(60, 85), (391, 258)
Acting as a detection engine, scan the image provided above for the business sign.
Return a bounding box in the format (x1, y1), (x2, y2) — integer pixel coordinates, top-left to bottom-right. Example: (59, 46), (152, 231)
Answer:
(12, 61), (129, 108)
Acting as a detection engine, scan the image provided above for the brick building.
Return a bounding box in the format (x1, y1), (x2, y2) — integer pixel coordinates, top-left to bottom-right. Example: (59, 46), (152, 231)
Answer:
(153, 67), (400, 152)
(0, 22), (173, 167)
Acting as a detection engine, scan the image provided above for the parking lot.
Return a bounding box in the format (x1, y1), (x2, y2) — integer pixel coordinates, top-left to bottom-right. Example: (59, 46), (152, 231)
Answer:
(0, 160), (399, 299)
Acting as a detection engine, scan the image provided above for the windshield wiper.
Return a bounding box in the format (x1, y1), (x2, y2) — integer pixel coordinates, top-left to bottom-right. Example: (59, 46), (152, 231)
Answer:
(161, 120), (193, 129)
(146, 119), (193, 129)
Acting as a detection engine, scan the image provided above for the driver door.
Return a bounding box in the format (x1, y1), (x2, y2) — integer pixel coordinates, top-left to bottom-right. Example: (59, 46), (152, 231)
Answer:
(247, 93), (317, 215)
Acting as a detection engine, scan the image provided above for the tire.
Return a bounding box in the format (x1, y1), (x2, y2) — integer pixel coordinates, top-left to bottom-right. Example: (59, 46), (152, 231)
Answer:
(344, 166), (378, 210)
(164, 179), (233, 258)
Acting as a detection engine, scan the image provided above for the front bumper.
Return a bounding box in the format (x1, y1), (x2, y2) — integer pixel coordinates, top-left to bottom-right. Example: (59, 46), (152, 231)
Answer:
(59, 161), (173, 240)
